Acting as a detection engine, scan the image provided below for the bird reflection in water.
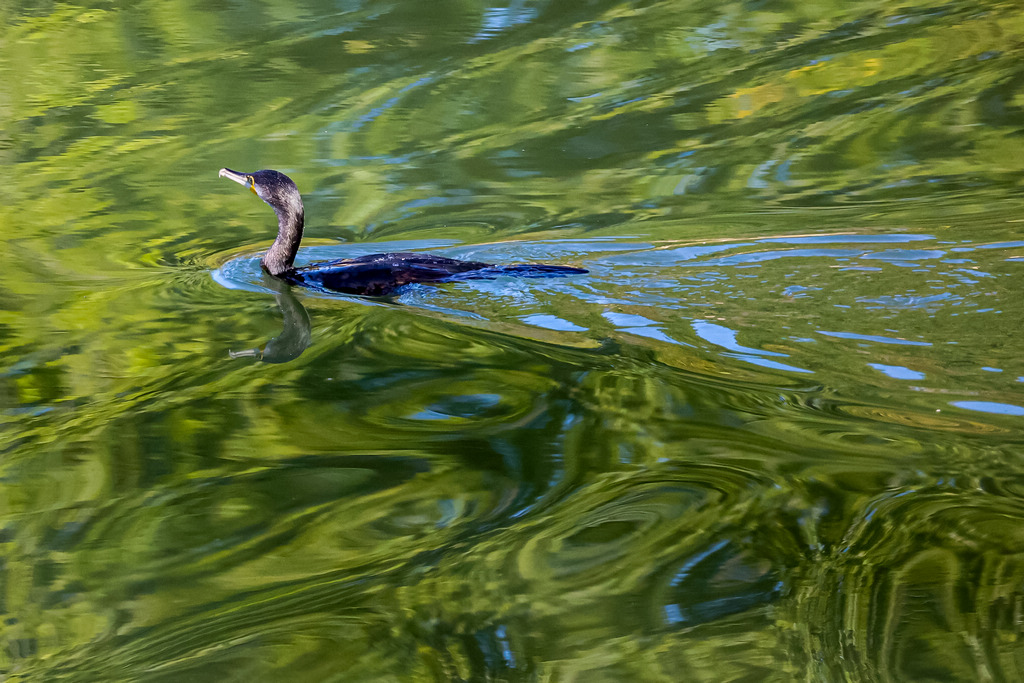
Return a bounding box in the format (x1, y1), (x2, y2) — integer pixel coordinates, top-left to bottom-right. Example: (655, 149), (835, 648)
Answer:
(228, 274), (312, 363)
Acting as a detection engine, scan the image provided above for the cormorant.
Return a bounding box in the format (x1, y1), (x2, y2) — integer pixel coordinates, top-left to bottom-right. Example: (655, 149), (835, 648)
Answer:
(218, 168), (587, 296)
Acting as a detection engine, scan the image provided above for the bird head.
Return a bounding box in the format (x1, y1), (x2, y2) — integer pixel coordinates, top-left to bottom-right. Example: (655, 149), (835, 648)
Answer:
(218, 168), (303, 218)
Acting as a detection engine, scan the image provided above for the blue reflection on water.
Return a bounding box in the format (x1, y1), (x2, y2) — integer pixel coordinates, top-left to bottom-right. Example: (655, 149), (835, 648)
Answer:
(951, 401), (1024, 417)
(603, 243), (739, 265)
(521, 314), (587, 332)
(869, 363), (926, 380)
(766, 234), (935, 244)
(603, 312), (683, 345)
(469, 4), (537, 43)
(951, 240), (1024, 252)
(604, 312), (661, 328)
(693, 321), (812, 374)
(693, 321), (787, 358)
(818, 331), (932, 346)
(859, 293), (955, 310)
(694, 248), (860, 267)
(862, 249), (946, 261)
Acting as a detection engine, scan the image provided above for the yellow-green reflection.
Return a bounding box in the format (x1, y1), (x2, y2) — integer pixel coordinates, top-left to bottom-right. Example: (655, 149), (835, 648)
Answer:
(1, 0), (1023, 680)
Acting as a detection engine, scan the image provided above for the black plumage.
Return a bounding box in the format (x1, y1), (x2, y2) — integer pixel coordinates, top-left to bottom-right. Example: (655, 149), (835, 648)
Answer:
(218, 168), (587, 296)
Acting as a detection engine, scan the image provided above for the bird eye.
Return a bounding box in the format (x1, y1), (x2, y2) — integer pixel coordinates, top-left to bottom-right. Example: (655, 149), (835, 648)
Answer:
(247, 176), (255, 186)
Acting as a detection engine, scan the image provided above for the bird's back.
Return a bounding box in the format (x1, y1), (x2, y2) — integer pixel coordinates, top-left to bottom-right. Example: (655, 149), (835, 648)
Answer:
(286, 252), (493, 296)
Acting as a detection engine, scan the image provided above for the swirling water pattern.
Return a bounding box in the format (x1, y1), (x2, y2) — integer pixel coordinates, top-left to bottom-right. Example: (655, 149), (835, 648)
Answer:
(1, 0), (1023, 680)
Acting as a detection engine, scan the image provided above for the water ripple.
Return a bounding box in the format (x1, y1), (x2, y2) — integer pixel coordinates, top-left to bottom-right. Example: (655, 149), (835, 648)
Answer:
(790, 483), (1024, 680)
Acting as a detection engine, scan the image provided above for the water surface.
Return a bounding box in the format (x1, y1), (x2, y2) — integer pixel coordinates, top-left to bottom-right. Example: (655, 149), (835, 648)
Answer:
(1, 0), (1023, 680)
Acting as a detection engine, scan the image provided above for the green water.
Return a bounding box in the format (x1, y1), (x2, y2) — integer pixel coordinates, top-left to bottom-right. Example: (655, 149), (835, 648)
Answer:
(2, 0), (1024, 680)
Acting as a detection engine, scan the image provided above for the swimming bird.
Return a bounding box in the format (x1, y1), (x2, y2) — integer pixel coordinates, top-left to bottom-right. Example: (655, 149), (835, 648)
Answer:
(218, 168), (587, 296)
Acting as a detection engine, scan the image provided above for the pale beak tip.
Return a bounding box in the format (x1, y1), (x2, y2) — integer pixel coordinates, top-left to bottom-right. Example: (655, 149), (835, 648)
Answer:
(218, 168), (250, 187)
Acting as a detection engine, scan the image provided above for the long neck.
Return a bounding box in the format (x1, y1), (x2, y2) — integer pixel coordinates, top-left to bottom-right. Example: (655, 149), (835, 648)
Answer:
(262, 204), (304, 276)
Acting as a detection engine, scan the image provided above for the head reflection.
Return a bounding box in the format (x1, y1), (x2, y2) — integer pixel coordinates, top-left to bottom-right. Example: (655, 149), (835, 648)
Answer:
(229, 274), (312, 363)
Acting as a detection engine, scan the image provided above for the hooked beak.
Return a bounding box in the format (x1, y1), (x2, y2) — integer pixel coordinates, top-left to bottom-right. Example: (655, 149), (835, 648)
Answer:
(218, 168), (251, 188)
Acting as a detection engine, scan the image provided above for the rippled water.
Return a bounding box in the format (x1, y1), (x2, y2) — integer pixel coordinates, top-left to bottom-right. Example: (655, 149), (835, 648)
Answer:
(2, 0), (1023, 680)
